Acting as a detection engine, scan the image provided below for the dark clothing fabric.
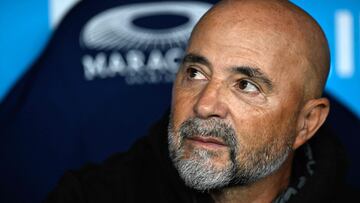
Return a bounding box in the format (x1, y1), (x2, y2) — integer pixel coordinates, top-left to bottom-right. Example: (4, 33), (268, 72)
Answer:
(46, 114), (357, 203)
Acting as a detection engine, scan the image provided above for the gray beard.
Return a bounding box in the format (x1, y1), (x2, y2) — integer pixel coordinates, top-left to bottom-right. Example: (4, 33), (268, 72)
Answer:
(169, 143), (236, 191)
(168, 117), (292, 191)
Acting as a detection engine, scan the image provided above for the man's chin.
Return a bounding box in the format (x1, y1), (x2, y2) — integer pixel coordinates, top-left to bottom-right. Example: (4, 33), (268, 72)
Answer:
(171, 148), (235, 189)
(175, 156), (235, 191)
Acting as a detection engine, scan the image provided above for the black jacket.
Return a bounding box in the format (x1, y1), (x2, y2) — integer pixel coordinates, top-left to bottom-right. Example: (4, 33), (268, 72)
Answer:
(46, 114), (357, 203)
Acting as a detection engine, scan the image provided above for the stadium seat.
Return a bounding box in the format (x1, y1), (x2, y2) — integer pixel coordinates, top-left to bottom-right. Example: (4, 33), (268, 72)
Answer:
(0, 0), (358, 202)
(0, 0), (216, 202)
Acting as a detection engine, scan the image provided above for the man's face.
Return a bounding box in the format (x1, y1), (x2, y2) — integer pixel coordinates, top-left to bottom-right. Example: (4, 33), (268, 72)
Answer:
(168, 14), (307, 191)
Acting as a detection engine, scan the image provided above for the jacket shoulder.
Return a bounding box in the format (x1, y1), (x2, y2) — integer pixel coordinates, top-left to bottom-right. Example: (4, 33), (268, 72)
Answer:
(46, 137), (155, 203)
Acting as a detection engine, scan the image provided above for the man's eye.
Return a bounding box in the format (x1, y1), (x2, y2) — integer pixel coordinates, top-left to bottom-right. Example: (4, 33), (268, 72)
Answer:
(237, 80), (260, 93)
(187, 68), (206, 80)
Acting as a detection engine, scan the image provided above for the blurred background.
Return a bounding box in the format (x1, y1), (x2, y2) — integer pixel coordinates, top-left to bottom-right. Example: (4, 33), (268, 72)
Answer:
(0, 0), (80, 101)
(1, 0), (360, 116)
(0, 0), (359, 202)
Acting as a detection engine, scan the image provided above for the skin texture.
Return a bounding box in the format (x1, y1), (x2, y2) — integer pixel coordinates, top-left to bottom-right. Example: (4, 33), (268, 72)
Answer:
(169, 0), (330, 202)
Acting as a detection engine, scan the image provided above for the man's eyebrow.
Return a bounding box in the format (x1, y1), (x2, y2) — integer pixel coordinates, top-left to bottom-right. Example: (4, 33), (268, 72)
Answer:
(181, 53), (212, 68)
(231, 66), (274, 90)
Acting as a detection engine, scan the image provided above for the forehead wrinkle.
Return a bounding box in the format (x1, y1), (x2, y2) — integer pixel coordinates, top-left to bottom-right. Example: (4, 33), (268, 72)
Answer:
(188, 0), (330, 99)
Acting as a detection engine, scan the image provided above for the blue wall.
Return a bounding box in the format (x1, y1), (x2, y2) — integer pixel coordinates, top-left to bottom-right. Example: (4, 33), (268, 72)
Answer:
(0, 0), (50, 101)
(295, 0), (360, 118)
(0, 0), (359, 118)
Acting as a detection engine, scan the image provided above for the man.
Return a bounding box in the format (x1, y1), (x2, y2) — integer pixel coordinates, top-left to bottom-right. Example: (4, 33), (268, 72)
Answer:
(47, 0), (356, 202)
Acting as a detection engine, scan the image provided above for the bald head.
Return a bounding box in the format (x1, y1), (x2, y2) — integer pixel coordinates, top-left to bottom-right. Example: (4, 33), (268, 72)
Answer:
(189, 0), (330, 99)
(170, 0), (331, 194)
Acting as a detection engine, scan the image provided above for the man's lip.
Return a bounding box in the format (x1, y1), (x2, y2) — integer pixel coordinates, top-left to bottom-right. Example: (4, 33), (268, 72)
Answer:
(187, 136), (227, 147)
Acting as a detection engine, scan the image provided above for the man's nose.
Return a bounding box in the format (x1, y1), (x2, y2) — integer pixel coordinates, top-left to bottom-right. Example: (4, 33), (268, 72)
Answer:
(193, 82), (228, 119)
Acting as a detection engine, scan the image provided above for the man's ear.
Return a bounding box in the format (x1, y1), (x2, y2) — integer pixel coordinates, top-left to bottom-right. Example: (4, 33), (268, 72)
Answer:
(293, 98), (330, 150)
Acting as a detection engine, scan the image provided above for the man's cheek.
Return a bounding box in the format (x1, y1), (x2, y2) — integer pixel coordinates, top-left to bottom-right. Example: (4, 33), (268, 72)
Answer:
(171, 103), (194, 133)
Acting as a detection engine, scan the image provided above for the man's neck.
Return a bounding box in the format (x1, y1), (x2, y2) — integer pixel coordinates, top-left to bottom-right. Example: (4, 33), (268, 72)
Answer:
(210, 154), (294, 203)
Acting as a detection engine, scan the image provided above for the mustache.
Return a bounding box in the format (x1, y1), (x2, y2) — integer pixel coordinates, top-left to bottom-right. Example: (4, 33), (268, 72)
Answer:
(178, 117), (238, 151)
